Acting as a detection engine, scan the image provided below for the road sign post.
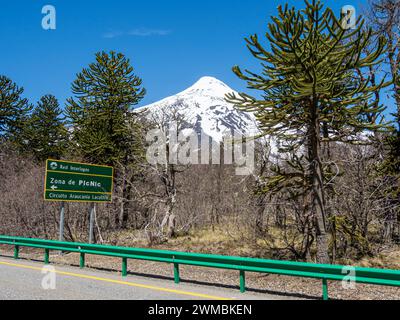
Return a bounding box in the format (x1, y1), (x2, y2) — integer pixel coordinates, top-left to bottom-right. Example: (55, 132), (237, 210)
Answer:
(59, 201), (65, 242)
(89, 203), (95, 244)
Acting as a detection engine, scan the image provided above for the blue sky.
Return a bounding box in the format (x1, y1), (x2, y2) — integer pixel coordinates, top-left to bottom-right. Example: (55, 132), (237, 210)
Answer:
(0, 0), (395, 117)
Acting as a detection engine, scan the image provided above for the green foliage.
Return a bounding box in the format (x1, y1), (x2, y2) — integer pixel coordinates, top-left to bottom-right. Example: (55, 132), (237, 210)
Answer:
(66, 51), (146, 166)
(377, 73), (400, 198)
(0, 75), (32, 146)
(227, 0), (390, 143)
(27, 95), (68, 162)
(380, 132), (400, 176)
(330, 215), (371, 258)
(226, 0), (391, 193)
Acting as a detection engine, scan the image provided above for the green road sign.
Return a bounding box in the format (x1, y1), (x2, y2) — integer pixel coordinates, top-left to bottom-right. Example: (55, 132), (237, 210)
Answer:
(44, 159), (114, 203)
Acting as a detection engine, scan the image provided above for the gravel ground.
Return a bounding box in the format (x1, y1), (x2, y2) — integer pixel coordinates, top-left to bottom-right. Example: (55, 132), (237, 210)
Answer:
(1, 247), (399, 300)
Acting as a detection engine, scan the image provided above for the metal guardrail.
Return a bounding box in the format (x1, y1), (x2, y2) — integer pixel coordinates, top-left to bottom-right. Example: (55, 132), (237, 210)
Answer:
(0, 235), (399, 300)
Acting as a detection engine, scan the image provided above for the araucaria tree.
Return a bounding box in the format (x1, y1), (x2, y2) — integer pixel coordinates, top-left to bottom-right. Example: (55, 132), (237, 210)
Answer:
(226, 0), (390, 263)
(28, 95), (68, 162)
(67, 51), (146, 228)
(0, 75), (32, 147)
(67, 51), (146, 165)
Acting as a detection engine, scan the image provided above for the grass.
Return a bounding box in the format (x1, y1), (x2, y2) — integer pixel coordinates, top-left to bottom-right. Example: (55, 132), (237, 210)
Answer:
(86, 222), (400, 269)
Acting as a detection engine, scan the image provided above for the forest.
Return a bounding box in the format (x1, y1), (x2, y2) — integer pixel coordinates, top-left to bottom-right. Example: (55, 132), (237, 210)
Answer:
(0, 0), (399, 267)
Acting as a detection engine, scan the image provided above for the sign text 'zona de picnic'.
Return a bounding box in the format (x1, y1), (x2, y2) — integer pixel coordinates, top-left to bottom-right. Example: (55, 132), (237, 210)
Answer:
(44, 159), (113, 203)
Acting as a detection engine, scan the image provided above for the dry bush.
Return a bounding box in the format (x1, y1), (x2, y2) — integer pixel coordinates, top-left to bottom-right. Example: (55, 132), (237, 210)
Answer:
(1, 137), (398, 264)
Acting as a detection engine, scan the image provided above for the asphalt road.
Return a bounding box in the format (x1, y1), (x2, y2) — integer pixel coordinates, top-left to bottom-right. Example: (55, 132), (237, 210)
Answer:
(0, 257), (279, 300)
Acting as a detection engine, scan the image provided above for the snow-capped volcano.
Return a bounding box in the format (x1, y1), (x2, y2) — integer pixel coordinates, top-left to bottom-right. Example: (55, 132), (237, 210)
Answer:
(137, 76), (258, 142)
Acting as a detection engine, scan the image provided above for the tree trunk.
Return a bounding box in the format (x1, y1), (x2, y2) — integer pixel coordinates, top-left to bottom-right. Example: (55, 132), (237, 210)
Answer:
(211, 142), (224, 228)
(161, 195), (176, 238)
(308, 97), (330, 264)
(255, 193), (266, 236)
(116, 161), (133, 229)
(120, 175), (133, 229)
(167, 213), (176, 238)
(302, 221), (313, 261)
(118, 174), (125, 228)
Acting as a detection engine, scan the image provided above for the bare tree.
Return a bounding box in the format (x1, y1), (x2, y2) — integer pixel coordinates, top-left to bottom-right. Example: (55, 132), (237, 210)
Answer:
(146, 100), (192, 239)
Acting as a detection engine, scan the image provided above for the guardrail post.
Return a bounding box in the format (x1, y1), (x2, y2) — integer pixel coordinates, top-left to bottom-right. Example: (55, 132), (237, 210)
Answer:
(14, 245), (19, 260)
(240, 270), (246, 293)
(122, 257), (127, 277)
(174, 263), (180, 284)
(322, 279), (329, 300)
(80, 252), (85, 269)
(44, 249), (50, 264)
